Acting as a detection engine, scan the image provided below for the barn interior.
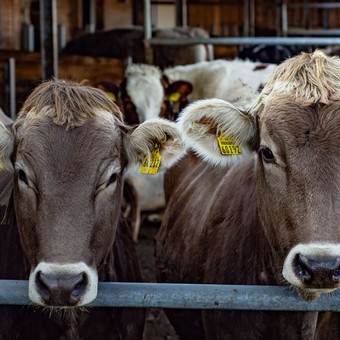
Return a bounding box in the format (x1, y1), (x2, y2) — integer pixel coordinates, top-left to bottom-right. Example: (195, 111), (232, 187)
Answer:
(2, 2), (340, 340)
(2, 0), (340, 118)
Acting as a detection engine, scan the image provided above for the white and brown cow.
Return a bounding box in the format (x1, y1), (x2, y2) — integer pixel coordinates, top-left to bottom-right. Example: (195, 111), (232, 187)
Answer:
(155, 50), (340, 339)
(123, 58), (277, 125)
(0, 79), (184, 339)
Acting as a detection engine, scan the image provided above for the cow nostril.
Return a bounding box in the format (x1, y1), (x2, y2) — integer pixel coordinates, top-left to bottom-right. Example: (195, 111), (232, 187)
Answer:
(35, 271), (53, 302)
(293, 253), (340, 288)
(35, 271), (89, 306)
(293, 254), (312, 283)
(71, 272), (88, 300)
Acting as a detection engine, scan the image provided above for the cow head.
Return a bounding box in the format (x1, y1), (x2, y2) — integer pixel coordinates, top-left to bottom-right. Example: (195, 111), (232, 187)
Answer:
(121, 64), (192, 124)
(0, 79), (184, 308)
(160, 75), (193, 121)
(178, 50), (340, 300)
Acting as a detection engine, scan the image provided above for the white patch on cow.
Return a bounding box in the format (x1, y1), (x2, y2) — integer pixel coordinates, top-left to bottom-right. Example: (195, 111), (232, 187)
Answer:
(125, 170), (165, 212)
(163, 59), (276, 104)
(124, 59), (276, 125)
(125, 64), (164, 122)
(283, 243), (340, 293)
(29, 262), (98, 306)
(177, 98), (256, 167)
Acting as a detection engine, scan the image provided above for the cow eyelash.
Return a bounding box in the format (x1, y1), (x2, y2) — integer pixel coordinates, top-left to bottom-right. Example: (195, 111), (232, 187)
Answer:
(106, 173), (117, 186)
(259, 146), (276, 164)
(18, 169), (29, 185)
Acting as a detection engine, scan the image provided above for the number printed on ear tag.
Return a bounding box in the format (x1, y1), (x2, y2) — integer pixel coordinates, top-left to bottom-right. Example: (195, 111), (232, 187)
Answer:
(217, 132), (242, 155)
(140, 144), (162, 175)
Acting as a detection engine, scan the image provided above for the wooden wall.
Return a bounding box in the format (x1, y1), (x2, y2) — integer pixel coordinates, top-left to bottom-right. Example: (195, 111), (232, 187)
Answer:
(2, 0), (340, 112)
(103, 0), (132, 29)
(1, 0), (21, 49)
(0, 0), (133, 50)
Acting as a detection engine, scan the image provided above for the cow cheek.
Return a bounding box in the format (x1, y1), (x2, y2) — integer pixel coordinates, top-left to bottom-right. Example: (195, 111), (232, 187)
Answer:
(91, 192), (121, 266)
(13, 188), (39, 266)
(256, 165), (294, 256)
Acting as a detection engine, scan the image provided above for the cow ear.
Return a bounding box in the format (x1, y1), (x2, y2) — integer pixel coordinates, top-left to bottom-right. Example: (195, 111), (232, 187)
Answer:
(165, 80), (193, 102)
(178, 98), (257, 167)
(0, 123), (14, 172)
(125, 118), (185, 173)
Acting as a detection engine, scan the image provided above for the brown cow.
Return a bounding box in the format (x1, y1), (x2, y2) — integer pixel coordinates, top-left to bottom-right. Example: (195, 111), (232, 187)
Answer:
(61, 26), (214, 69)
(155, 50), (340, 339)
(0, 79), (185, 339)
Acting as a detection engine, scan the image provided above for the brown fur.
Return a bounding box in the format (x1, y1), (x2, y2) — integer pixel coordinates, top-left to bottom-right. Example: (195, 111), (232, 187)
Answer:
(155, 51), (340, 339)
(19, 78), (125, 127)
(0, 79), (145, 339)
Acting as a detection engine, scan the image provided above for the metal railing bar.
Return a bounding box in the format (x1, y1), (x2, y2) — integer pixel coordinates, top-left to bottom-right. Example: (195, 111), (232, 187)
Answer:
(147, 36), (340, 45)
(1, 280), (340, 311)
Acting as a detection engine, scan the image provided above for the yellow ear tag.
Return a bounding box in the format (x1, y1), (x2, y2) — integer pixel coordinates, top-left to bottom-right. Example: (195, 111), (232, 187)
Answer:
(106, 92), (116, 102)
(169, 92), (181, 103)
(0, 163), (4, 172)
(140, 144), (162, 175)
(217, 132), (242, 155)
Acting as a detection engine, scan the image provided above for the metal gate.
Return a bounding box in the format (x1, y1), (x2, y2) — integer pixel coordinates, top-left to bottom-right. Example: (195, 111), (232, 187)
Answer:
(1, 280), (340, 311)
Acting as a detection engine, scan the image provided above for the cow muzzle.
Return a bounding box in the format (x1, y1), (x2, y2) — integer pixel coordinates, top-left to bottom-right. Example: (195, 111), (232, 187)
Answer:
(283, 244), (340, 299)
(29, 262), (98, 307)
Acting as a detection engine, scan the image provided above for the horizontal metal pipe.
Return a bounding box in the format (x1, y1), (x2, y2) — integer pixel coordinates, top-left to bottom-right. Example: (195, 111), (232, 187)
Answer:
(1, 280), (340, 311)
(148, 36), (340, 46)
(287, 29), (340, 36)
(288, 3), (340, 9)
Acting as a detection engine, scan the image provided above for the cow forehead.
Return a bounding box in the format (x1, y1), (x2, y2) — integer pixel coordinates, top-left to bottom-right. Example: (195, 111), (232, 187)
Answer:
(251, 51), (340, 119)
(259, 97), (340, 160)
(261, 96), (340, 132)
(15, 112), (124, 167)
(16, 109), (120, 137)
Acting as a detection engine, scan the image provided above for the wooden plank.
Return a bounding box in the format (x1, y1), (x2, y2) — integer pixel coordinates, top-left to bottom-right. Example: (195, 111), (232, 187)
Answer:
(1, 0), (21, 49)
(0, 53), (125, 112)
(0, 52), (125, 82)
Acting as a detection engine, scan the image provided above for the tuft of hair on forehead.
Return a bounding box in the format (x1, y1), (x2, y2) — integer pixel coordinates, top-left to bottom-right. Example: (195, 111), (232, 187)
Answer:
(252, 50), (340, 116)
(125, 64), (162, 79)
(18, 78), (125, 127)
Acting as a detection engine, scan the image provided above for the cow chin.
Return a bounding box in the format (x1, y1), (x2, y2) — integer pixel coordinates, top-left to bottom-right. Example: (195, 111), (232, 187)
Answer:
(282, 243), (340, 301)
(28, 262), (98, 307)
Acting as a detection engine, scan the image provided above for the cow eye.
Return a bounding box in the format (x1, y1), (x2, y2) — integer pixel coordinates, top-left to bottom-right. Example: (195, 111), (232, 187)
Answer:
(260, 147), (275, 164)
(107, 173), (117, 186)
(18, 169), (28, 185)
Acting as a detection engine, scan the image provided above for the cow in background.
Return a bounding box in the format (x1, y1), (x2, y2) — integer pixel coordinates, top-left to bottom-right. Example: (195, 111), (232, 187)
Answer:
(121, 59), (275, 240)
(0, 79), (185, 338)
(163, 59), (276, 103)
(124, 59), (276, 125)
(155, 50), (340, 339)
(152, 27), (214, 69)
(92, 72), (192, 241)
(236, 44), (314, 64)
(61, 26), (214, 69)
(121, 64), (193, 124)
